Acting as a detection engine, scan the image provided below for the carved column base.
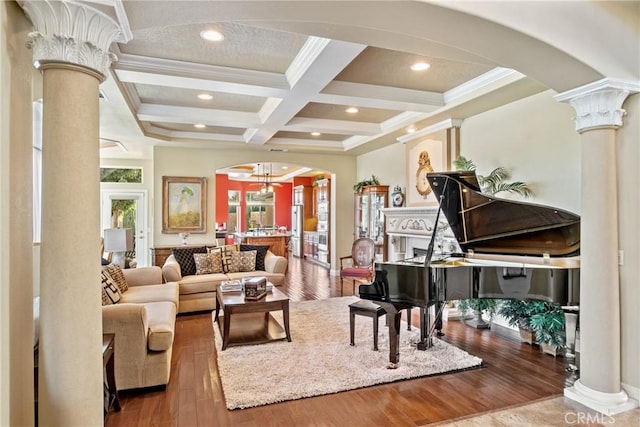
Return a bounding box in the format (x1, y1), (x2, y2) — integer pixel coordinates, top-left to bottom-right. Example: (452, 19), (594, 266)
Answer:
(565, 380), (638, 416)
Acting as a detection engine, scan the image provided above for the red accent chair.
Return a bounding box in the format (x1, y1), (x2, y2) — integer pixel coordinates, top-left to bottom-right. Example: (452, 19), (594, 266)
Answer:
(339, 238), (376, 296)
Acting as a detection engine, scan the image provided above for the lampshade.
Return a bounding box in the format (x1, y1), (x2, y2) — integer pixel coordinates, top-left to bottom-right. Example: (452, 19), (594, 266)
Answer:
(104, 228), (134, 253)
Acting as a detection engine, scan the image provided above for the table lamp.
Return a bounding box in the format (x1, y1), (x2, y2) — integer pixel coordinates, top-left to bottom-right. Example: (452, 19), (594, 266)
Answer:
(104, 228), (133, 268)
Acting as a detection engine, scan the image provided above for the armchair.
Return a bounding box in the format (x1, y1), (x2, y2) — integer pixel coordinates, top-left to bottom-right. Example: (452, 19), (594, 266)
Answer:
(339, 238), (376, 296)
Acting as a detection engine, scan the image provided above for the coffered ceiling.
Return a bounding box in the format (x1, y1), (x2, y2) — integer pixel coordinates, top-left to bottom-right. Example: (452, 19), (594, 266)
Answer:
(97, 1), (558, 159)
(96, 1), (636, 159)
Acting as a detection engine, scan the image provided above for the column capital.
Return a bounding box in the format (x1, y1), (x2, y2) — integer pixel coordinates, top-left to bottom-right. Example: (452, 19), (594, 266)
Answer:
(19, 0), (131, 80)
(554, 78), (640, 133)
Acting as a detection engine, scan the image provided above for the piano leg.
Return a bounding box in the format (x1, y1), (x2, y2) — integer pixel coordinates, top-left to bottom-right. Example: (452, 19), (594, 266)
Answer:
(387, 310), (402, 369)
(435, 301), (445, 337)
(417, 307), (433, 350)
(376, 302), (412, 368)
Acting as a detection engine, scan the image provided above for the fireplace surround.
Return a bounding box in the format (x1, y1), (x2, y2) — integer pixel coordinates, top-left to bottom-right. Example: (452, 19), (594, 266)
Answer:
(381, 206), (460, 261)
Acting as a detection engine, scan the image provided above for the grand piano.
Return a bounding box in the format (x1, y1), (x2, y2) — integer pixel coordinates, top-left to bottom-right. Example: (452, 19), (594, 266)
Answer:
(360, 171), (581, 367)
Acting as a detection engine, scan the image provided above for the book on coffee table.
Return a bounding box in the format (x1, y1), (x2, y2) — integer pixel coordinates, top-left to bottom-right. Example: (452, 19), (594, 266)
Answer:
(220, 280), (242, 293)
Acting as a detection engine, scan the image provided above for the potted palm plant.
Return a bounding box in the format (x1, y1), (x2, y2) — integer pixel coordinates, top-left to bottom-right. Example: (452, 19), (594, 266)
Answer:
(529, 302), (566, 356)
(498, 300), (548, 345)
(457, 298), (498, 329)
(453, 156), (533, 197)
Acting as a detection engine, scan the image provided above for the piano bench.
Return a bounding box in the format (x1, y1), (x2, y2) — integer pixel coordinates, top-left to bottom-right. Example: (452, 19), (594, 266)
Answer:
(349, 300), (386, 351)
(349, 300), (414, 351)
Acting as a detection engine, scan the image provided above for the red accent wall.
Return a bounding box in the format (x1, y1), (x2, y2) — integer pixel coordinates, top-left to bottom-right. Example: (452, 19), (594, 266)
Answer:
(293, 176), (314, 186)
(215, 174), (293, 232)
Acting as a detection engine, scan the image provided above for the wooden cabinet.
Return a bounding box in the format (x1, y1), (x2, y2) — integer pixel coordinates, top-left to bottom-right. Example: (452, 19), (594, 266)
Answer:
(293, 185), (312, 207)
(354, 185), (389, 262)
(151, 246), (174, 267)
(315, 179), (330, 268)
(293, 185), (313, 221)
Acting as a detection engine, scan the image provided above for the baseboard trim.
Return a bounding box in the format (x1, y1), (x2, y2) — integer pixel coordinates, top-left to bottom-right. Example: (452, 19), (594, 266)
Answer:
(622, 382), (640, 401)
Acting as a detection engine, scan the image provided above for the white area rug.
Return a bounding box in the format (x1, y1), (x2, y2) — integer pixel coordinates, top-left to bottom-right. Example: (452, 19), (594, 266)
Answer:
(213, 296), (483, 410)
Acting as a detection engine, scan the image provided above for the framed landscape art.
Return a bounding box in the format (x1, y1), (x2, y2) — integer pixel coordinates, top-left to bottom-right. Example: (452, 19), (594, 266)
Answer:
(162, 176), (207, 233)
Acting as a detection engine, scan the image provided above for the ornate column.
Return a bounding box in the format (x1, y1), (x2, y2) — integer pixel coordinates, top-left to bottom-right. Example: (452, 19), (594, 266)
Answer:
(18, 1), (127, 424)
(555, 80), (639, 415)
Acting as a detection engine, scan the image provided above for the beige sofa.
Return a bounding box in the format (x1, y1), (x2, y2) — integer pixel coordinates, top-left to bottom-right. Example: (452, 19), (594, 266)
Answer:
(102, 266), (179, 391)
(162, 250), (288, 314)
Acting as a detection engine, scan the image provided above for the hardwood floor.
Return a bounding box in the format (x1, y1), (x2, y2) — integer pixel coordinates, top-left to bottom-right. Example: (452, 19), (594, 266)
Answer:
(106, 255), (570, 426)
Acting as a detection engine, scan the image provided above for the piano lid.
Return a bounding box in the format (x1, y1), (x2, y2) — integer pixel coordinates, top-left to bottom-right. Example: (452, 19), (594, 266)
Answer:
(427, 171), (580, 257)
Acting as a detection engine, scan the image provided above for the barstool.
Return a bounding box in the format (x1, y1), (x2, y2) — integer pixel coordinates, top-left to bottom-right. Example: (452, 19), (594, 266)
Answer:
(349, 300), (413, 351)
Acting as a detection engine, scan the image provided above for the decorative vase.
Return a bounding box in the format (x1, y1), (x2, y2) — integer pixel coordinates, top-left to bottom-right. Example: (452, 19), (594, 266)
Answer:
(391, 185), (405, 207)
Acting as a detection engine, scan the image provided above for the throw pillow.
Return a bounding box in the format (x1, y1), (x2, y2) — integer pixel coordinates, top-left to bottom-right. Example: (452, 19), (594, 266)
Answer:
(101, 270), (121, 305)
(172, 246), (207, 276)
(239, 244), (269, 271)
(228, 250), (257, 273)
(104, 264), (128, 293)
(210, 244), (239, 273)
(193, 252), (224, 275)
(101, 286), (111, 306)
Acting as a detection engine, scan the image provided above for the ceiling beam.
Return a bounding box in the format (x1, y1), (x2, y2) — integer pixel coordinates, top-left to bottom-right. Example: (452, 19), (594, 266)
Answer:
(314, 81), (444, 112)
(246, 39), (367, 145)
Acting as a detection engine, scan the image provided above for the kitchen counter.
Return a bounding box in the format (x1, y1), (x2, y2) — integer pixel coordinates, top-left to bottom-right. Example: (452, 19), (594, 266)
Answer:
(235, 233), (291, 257)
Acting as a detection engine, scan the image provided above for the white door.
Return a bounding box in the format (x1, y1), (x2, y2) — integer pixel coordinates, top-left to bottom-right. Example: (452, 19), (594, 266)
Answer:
(101, 190), (148, 267)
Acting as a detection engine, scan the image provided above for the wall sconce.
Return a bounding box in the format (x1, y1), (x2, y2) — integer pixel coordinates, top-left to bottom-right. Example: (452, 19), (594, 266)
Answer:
(103, 228), (133, 268)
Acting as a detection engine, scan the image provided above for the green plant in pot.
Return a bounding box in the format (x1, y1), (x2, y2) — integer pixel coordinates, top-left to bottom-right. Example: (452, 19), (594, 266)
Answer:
(457, 298), (498, 329)
(498, 300), (549, 344)
(453, 155), (533, 198)
(353, 175), (380, 194)
(529, 302), (565, 356)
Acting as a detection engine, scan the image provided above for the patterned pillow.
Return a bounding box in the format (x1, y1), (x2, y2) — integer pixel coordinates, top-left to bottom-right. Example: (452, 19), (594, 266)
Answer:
(240, 244), (269, 271)
(227, 250), (257, 273)
(103, 264), (128, 293)
(210, 244), (240, 273)
(193, 252), (224, 275)
(172, 246), (207, 276)
(101, 270), (121, 305)
(101, 286), (111, 306)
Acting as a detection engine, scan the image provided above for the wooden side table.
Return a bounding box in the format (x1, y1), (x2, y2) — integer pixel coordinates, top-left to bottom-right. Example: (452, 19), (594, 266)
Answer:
(103, 333), (120, 417)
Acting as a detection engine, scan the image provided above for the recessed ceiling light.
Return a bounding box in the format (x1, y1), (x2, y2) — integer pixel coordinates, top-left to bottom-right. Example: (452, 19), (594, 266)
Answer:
(411, 62), (431, 71)
(194, 124), (206, 129)
(197, 93), (213, 100)
(311, 132), (321, 136)
(200, 30), (224, 42)
(282, 166), (289, 170)
(407, 126), (416, 133)
(345, 107), (359, 114)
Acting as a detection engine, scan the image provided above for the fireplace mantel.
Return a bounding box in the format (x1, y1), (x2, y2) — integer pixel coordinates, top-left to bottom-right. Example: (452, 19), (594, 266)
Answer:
(381, 206), (459, 260)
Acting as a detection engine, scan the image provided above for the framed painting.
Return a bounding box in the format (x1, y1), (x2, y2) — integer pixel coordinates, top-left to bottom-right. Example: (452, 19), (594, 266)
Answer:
(406, 136), (447, 206)
(162, 176), (207, 233)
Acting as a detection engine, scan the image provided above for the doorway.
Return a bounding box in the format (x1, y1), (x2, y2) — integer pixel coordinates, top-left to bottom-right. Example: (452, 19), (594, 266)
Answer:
(101, 190), (148, 267)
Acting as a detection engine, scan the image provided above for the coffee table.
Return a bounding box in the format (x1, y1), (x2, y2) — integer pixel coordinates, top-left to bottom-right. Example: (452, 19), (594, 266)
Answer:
(215, 286), (292, 350)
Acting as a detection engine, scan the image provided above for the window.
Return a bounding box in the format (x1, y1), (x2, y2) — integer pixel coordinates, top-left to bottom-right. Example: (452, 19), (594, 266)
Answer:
(227, 190), (240, 233)
(100, 167), (142, 183)
(246, 191), (274, 230)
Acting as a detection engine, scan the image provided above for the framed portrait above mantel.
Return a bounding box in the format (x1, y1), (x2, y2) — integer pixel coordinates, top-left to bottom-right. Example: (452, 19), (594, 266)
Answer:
(162, 176), (207, 233)
(405, 128), (459, 207)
